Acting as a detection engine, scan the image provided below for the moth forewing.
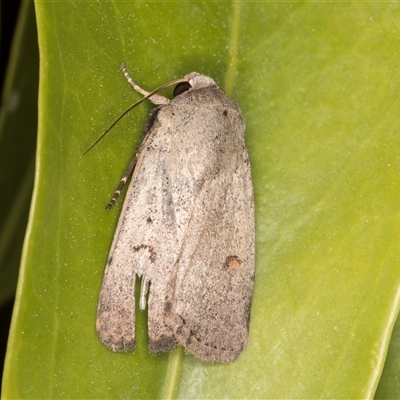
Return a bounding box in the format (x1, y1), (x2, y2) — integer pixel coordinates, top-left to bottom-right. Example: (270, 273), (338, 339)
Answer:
(96, 65), (255, 362)
(96, 119), (169, 351)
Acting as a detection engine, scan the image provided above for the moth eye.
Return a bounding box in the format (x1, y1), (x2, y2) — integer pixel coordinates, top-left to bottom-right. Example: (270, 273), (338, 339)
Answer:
(173, 82), (191, 97)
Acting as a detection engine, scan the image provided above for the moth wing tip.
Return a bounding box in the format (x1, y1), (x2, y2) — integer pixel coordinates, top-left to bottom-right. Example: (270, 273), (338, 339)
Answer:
(96, 327), (136, 352)
(148, 336), (178, 355)
(180, 332), (247, 363)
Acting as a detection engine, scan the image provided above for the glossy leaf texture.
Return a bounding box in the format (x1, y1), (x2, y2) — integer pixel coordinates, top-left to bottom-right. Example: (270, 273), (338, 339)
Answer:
(3, 1), (400, 398)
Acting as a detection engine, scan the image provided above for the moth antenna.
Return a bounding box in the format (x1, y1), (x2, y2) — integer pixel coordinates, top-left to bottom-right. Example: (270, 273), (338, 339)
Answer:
(84, 69), (188, 155)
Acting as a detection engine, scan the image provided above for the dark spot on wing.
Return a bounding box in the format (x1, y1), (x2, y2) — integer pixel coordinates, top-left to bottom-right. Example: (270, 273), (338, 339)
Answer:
(165, 301), (172, 313)
(224, 255), (242, 270)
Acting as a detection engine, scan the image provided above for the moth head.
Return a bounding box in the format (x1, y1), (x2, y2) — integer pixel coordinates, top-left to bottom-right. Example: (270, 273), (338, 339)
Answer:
(84, 70), (218, 155)
(173, 73), (218, 97)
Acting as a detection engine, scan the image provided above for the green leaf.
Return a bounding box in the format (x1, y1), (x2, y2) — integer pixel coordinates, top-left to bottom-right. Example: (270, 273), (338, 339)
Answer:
(3, 1), (400, 398)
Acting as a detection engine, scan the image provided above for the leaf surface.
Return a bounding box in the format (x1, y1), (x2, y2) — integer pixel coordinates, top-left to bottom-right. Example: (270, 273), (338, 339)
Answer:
(3, 2), (400, 398)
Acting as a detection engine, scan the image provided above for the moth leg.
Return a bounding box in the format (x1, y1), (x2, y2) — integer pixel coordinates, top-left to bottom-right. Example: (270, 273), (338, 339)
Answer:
(106, 156), (137, 210)
(139, 276), (149, 311)
(120, 63), (169, 106)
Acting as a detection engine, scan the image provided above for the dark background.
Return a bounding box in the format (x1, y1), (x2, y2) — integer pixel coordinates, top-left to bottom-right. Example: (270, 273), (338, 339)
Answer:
(1, 0), (24, 387)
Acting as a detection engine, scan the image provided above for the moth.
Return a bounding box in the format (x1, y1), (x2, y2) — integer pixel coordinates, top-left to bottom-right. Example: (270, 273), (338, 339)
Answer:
(94, 63), (255, 362)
